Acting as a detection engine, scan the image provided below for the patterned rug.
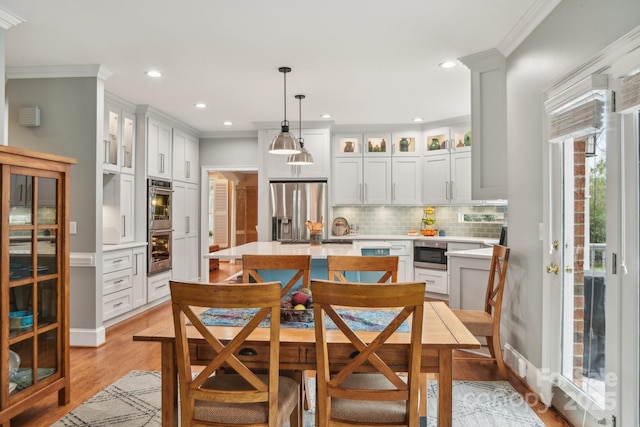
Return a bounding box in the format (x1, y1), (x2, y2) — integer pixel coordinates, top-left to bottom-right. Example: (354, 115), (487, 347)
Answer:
(52, 371), (545, 426)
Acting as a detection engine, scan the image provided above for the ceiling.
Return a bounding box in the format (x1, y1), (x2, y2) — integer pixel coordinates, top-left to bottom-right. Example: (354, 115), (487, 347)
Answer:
(0, 0), (558, 135)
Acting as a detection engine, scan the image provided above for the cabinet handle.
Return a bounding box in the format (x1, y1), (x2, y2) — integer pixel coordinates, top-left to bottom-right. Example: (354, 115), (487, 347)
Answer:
(186, 216), (190, 234)
(122, 215), (126, 237)
(113, 259), (123, 264)
(133, 254), (138, 276)
(364, 183), (368, 202)
(121, 146), (127, 167)
(445, 182), (450, 200)
(113, 302), (124, 308)
(359, 183), (363, 203)
(104, 140), (110, 164)
(186, 160), (190, 179)
(392, 183), (396, 201)
(156, 283), (167, 289)
(450, 181), (455, 200)
(114, 279), (124, 285)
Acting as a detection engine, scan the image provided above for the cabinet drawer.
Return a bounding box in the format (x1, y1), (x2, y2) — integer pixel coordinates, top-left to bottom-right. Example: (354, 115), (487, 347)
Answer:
(194, 343), (301, 366)
(103, 269), (133, 296)
(305, 344), (409, 372)
(414, 268), (448, 295)
(148, 273), (170, 301)
(103, 249), (133, 274)
(103, 288), (132, 321)
(387, 240), (411, 256)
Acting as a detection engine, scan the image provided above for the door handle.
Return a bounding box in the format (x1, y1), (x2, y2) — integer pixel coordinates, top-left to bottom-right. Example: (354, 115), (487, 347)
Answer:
(546, 263), (559, 275)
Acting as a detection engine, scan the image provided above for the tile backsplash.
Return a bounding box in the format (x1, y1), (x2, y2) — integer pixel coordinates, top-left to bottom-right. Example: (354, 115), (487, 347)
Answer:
(331, 205), (507, 238)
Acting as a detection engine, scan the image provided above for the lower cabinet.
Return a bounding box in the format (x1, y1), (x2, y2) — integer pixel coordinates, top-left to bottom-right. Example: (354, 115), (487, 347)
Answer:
(414, 268), (448, 301)
(102, 243), (147, 322)
(148, 271), (171, 302)
(362, 239), (413, 281)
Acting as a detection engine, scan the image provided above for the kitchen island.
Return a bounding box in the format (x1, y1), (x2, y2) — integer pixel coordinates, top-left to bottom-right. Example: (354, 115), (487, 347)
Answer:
(205, 241), (393, 282)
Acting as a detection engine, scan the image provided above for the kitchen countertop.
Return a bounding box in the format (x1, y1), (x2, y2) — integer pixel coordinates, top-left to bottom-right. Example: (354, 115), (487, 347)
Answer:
(205, 241), (392, 260)
(445, 247), (494, 259)
(331, 234), (498, 245)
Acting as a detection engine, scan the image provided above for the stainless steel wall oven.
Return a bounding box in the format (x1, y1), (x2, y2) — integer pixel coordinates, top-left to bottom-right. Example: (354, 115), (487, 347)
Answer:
(148, 179), (172, 274)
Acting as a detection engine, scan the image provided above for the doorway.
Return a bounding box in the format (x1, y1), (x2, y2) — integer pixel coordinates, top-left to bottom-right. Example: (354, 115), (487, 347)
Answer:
(207, 170), (258, 249)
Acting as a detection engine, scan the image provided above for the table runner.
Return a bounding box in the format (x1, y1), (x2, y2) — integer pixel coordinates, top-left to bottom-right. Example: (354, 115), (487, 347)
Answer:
(199, 307), (410, 332)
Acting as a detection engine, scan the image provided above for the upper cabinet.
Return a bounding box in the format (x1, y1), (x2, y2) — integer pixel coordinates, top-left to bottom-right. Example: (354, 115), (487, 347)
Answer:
(103, 99), (136, 175)
(332, 131), (421, 206)
(147, 117), (172, 180)
(422, 124), (476, 205)
(172, 128), (199, 184)
(103, 173), (135, 244)
(459, 49), (507, 200)
(267, 128), (330, 179)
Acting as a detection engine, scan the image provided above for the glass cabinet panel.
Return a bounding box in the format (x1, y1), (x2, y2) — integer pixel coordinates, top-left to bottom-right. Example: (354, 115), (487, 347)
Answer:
(123, 114), (134, 169)
(10, 174), (33, 224)
(105, 109), (119, 167)
(37, 230), (58, 275)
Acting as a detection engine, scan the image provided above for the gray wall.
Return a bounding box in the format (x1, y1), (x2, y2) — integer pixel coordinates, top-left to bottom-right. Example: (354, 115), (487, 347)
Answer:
(7, 77), (101, 329)
(504, 0), (640, 366)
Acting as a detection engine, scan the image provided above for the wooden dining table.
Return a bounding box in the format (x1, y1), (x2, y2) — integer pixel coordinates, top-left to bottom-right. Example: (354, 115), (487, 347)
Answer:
(133, 301), (479, 426)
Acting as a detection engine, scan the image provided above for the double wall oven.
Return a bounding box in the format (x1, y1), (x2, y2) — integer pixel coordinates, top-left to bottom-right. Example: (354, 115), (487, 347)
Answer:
(148, 179), (172, 274)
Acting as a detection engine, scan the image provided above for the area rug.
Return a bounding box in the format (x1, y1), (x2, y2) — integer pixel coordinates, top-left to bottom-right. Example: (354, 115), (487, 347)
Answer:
(53, 371), (545, 426)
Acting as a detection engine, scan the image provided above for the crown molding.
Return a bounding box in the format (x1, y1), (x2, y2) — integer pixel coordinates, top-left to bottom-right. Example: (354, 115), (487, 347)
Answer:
(6, 64), (114, 80)
(0, 7), (25, 30)
(497, 0), (562, 57)
(200, 130), (259, 139)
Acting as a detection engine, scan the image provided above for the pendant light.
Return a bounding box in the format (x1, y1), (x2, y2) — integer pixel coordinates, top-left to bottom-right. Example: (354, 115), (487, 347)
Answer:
(287, 94), (314, 165)
(269, 67), (301, 155)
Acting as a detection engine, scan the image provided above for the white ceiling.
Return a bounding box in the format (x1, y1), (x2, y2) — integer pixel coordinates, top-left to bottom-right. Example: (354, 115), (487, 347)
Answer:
(0, 0), (558, 135)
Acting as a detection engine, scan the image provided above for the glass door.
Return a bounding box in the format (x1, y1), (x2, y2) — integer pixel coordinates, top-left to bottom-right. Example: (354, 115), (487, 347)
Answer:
(548, 94), (620, 424)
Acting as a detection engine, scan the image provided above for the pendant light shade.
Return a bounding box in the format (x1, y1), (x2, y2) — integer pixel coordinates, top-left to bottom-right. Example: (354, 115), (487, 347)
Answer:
(269, 67), (301, 155)
(288, 94), (314, 165)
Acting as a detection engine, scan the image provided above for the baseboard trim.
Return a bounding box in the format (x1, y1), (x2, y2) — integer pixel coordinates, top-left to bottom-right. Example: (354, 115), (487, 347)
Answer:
(70, 326), (106, 347)
(504, 343), (551, 405)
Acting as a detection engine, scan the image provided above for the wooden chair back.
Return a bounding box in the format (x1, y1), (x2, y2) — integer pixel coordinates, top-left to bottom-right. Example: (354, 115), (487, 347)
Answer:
(311, 279), (425, 426)
(484, 245), (510, 322)
(242, 254), (312, 296)
(326, 255), (399, 283)
(170, 280), (285, 426)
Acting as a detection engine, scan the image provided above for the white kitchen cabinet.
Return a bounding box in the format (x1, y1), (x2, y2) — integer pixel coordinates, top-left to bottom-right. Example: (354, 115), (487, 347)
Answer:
(147, 117), (172, 180)
(172, 182), (199, 281)
(362, 239), (413, 281)
(132, 246), (147, 309)
(422, 122), (475, 205)
(414, 268), (448, 301)
(333, 132), (411, 206)
(459, 49), (508, 200)
(363, 157), (391, 204)
(392, 157), (421, 205)
(103, 99), (135, 175)
(148, 271), (171, 302)
(447, 249), (492, 310)
(103, 173), (135, 244)
(102, 248), (134, 321)
(267, 128), (330, 179)
(172, 128), (199, 184)
(333, 156), (363, 205)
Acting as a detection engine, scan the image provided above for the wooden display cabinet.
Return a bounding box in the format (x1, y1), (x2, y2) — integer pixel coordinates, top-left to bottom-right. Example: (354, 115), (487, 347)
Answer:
(0, 146), (75, 426)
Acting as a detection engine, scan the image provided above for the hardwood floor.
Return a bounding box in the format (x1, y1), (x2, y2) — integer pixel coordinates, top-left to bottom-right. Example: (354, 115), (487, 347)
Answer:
(10, 260), (571, 426)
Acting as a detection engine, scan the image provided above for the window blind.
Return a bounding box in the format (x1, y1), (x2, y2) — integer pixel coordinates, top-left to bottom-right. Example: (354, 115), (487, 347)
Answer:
(549, 98), (604, 142)
(617, 71), (640, 113)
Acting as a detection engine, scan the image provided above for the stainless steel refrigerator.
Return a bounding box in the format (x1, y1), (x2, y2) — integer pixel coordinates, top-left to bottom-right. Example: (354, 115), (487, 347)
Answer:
(270, 181), (328, 241)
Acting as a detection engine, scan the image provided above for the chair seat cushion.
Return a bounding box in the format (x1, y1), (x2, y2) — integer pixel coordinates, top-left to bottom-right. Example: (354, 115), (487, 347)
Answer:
(451, 309), (494, 336)
(193, 374), (298, 426)
(331, 374), (408, 424)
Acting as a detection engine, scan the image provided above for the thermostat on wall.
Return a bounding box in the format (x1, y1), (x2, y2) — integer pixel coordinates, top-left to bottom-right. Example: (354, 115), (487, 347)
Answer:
(19, 106), (40, 127)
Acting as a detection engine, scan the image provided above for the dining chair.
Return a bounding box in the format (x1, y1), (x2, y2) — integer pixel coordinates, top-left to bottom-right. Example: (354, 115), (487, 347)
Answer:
(326, 255), (399, 283)
(241, 254), (313, 411)
(170, 280), (299, 427)
(451, 244), (511, 378)
(311, 279), (425, 427)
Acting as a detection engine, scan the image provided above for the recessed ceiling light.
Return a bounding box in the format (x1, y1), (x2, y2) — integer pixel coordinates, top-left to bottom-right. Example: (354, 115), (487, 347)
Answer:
(146, 70), (162, 77)
(439, 61), (456, 69)
(320, 114), (332, 119)
(413, 117), (424, 122)
(194, 103), (207, 108)
(223, 121), (233, 126)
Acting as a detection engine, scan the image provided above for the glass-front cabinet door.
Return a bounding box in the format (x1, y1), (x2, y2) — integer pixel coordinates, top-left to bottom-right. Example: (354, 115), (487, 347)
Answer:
(6, 169), (62, 396)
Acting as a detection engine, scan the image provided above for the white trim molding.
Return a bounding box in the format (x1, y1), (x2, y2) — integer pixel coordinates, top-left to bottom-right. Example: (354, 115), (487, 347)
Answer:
(0, 7), (25, 30)
(70, 252), (96, 268)
(70, 326), (106, 347)
(498, 0), (563, 57)
(6, 64), (113, 80)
